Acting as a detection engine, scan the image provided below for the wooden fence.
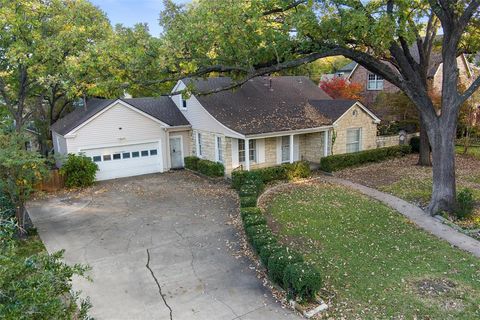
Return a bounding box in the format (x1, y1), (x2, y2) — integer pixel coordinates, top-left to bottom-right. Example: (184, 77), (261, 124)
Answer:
(36, 169), (65, 192)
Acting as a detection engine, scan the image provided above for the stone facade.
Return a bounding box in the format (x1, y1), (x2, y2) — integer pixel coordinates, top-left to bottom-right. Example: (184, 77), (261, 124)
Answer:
(376, 132), (419, 148)
(332, 105), (378, 155)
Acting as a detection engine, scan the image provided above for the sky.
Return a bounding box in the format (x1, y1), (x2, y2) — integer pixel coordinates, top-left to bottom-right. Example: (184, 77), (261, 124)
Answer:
(90, 0), (188, 36)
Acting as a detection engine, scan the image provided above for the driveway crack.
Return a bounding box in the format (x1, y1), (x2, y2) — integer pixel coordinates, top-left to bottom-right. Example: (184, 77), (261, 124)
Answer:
(146, 249), (173, 320)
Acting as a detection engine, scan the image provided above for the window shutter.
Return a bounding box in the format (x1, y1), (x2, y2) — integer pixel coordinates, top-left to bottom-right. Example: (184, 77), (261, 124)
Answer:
(293, 135), (300, 161)
(276, 137), (282, 164)
(231, 139), (239, 168)
(256, 139), (265, 163)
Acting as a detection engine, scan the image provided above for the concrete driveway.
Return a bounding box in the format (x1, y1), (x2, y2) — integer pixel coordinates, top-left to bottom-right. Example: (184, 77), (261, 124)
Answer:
(27, 171), (299, 320)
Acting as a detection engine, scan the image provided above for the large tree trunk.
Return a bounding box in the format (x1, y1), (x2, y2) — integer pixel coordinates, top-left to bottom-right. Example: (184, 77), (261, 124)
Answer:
(427, 121), (457, 215)
(418, 115), (432, 166)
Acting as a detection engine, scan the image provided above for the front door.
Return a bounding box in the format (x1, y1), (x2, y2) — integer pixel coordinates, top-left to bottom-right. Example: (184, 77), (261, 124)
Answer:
(169, 137), (183, 168)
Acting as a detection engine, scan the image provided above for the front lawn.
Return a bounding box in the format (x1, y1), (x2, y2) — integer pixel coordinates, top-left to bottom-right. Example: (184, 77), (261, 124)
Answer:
(337, 154), (480, 237)
(264, 182), (480, 319)
(456, 145), (480, 160)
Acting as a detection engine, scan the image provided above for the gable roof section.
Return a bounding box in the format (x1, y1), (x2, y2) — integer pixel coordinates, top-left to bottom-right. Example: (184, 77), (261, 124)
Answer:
(184, 76), (335, 135)
(51, 97), (189, 136)
(309, 100), (380, 124)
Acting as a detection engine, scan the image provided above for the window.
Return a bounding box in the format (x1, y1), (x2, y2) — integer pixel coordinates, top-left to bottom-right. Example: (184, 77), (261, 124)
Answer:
(367, 73), (384, 90)
(93, 156), (102, 162)
(346, 128), (361, 153)
(103, 154), (112, 161)
(196, 132), (203, 157)
(122, 152), (130, 159)
(281, 136), (290, 163)
(239, 139), (256, 163)
(216, 136), (223, 163)
(141, 150), (149, 157)
(150, 149), (158, 156)
(113, 153), (121, 160)
(132, 151), (140, 158)
(182, 99), (187, 109)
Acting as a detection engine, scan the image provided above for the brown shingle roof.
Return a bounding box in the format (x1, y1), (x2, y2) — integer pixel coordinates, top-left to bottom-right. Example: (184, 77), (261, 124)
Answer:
(51, 97), (189, 136)
(185, 76), (336, 135)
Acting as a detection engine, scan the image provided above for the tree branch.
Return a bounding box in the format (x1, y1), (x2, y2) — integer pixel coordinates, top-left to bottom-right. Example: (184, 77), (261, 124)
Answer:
(262, 0), (308, 16)
(459, 74), (480, 105)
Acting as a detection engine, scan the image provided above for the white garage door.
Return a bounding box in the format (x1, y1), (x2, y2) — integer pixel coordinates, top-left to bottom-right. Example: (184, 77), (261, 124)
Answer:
(81, 142), (163, 181)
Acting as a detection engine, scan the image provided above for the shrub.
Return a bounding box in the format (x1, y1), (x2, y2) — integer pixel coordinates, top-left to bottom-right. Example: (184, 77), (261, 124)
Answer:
(245, 224), (272, 240)
(184, 156), (200, 171)
(267, 248), (304, 285)
(259, 243), (284, 266)
(240, 196), (257, 208)
(243, 213), (267, 228)
(60, 154), (98, 188)
(231, 170), (262, 190)
(320, 145), (412, 172)
(282, 161), (311, 180)
(409, 136), (420, 153)
(251, 233), (277, 252)
(254, 166), (287, 183)
(239, 183), (261, 197)
(197, 159), (225, 177)
(283, 262), (322, 301)
(456, 188), (475, 219)
(240, 207), (262, 219)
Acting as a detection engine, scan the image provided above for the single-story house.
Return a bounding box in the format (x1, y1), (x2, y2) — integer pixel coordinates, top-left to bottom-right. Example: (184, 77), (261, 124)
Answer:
(51, 76), (380, 180)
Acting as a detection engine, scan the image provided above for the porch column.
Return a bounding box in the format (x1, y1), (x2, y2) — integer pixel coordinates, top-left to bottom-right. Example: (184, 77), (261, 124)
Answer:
(245, 138), (250, 171)
(289, 134), (294, 163)
(323, 130), (329, 157)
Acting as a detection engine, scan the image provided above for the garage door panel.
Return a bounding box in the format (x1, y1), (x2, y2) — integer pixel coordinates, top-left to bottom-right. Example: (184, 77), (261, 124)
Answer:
(81, 142), (163, 181)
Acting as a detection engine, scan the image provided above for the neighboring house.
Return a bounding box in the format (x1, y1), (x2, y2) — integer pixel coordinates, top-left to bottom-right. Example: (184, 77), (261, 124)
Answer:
(319, 61), (357, 81)
(51, 76), (380, 180)
(51, 98), (191, 181)
(171, 76), (379, 176)
(345, 53), (474, 106)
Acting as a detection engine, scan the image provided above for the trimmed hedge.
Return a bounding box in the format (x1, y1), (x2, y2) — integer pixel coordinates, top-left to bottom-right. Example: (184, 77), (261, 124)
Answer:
(259, 243), (284, 266)
(184, 156), (200, 171)
(240, 196), (257, 208)
(245, 224), (272, 241)
(198, 159), (225, 177)
(240, 207), (262, 219)
(251, 233), (277, 252)
(283, 262), (322, 301)
(320, 145), (412, 172)
(268, 249), (304, 284)
(60, 154), (98, 188)
(243, 214), (267, 228)
(232, 161), (311, 189)
(282, 161), (311, 180)
(239, 183), (261, 197)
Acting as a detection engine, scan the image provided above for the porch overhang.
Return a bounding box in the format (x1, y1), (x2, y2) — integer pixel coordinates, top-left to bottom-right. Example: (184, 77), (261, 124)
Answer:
(243, 125), (333, 140)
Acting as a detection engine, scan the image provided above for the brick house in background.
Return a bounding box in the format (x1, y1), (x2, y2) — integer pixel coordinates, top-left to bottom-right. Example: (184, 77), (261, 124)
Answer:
(344, 52), (474, 107)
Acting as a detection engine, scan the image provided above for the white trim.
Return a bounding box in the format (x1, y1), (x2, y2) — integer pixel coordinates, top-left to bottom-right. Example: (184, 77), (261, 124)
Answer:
(246, 125), (334, 139)
(333, 102), (381, 125)
(169, 135), (184, 168)
(289, 135), (294, 164)
(245, 138), (250, 171)
(214, 135), (224, 163)
(77, 138), (163, 154)
(323, 130), (329, 157)
(65, 100), (171, 137)
(195, 131), (202, 157)
(347, 63), (359, 80)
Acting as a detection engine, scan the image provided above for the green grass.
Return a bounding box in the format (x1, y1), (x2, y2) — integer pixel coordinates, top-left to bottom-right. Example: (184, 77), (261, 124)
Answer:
(456, 145), (480, 160)
(266, 183), (480, 319)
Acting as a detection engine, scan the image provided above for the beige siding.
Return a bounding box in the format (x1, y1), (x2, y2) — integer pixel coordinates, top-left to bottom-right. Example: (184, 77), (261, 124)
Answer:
(65, 102), (170, 169)
(333, 105), (377, 155)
